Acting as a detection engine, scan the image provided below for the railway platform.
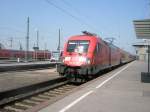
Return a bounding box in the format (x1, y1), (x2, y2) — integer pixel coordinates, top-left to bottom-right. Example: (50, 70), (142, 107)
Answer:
(0, 68), (59, 92)
(0, 61), (57, 72)
(39, 61), (150, 112)
(0, 61), (52, 65)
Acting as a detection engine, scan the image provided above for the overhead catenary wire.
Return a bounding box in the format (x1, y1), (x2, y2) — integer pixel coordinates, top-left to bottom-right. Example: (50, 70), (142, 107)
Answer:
(61, 0), (92, 23)
(45, 0), (99, 33)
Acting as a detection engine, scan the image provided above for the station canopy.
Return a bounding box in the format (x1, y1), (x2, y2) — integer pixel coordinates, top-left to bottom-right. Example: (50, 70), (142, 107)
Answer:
(133, 19), (150, 39)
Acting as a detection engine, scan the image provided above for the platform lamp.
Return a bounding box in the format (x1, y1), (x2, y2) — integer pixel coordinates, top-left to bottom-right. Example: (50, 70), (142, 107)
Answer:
(133, 19), (150, 83)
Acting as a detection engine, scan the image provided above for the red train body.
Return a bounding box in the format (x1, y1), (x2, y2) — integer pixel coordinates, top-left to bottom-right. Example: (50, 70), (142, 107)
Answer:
(57, 32), (133, 80)
(0, 49), (51, 60)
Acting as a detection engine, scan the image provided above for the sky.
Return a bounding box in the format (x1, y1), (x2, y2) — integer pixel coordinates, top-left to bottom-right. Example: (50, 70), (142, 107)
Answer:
(0, 0), (149, 53)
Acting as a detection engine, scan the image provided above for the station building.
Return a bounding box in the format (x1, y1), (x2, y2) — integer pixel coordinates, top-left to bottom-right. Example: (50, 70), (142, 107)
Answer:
(133, 41), (148, 61)
(133, 19), (150, 61)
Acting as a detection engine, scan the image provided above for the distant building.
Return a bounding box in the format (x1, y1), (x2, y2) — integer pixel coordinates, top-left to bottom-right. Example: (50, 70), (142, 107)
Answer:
(133, 41), (148, 61)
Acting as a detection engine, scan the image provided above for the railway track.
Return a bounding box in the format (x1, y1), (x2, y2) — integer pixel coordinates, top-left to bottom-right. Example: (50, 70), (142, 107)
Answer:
(0, 84), (77, 112)
(0, 63), (129, 112)
(0, 77), (79, 112)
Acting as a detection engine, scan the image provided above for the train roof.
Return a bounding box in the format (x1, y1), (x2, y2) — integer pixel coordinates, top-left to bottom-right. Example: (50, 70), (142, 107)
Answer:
(67, 31), (133, 56)
(69, 35), (97, 40)
(68, 31), (101, 41)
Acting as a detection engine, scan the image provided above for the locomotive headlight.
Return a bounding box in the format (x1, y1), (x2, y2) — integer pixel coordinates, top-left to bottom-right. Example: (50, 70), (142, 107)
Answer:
(79, 57), (91, 64)
(86, 58), (91, 64)
(62, 58), (65, 63)
(64, 56), (71, 61)
(79, 56), (86, 62)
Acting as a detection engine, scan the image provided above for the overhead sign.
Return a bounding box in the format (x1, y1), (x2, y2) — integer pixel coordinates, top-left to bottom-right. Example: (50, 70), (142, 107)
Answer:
(133, 19), (150, 39)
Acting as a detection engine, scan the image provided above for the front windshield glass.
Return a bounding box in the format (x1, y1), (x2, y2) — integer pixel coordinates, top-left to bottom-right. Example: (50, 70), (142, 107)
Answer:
(67, 40), (89, 53)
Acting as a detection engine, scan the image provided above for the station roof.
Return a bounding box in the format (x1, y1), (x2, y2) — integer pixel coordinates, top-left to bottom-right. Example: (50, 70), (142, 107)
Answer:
(133, 19), (150, 39)
(132, 41), (148, 47)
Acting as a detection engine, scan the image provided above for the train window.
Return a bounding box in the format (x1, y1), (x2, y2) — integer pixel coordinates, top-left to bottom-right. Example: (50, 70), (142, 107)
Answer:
(67, 40), (89, 53)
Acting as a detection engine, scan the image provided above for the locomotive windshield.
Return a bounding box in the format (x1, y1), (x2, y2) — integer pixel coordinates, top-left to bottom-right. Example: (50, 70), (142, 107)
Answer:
(67, 40), (89, 53)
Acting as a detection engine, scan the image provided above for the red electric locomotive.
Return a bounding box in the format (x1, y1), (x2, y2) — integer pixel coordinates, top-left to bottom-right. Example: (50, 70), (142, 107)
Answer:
(57, 31), (132, 81)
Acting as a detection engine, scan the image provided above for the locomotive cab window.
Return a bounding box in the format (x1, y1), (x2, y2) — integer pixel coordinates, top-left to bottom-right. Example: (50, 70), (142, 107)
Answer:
(67, 40), (89, 53)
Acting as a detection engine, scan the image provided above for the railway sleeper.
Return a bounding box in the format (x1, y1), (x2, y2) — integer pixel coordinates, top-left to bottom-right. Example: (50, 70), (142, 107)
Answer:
(5, 105), (27, 111)
(21, 100), (37, 106)
(43, 92), (56, 97)
(30, 97), (45, 102)
(48, 91), (62, 95)
(23, 99), (40, 105)
(11, 104), (28, 110)
(15, 102), (33, 108)
(4, 106), (23, 112)
(38, 95), (51, 99)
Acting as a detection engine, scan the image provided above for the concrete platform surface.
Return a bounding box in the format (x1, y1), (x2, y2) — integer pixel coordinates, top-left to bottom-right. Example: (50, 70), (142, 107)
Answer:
(39, 61), (150, 112)
(0, 68), (59, 92)
(0, 61), (55, 67)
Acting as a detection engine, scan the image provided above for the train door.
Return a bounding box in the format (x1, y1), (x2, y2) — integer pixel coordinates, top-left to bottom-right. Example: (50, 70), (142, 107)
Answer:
(94, 43), (102, 66)
(103, 44), (109, 67)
